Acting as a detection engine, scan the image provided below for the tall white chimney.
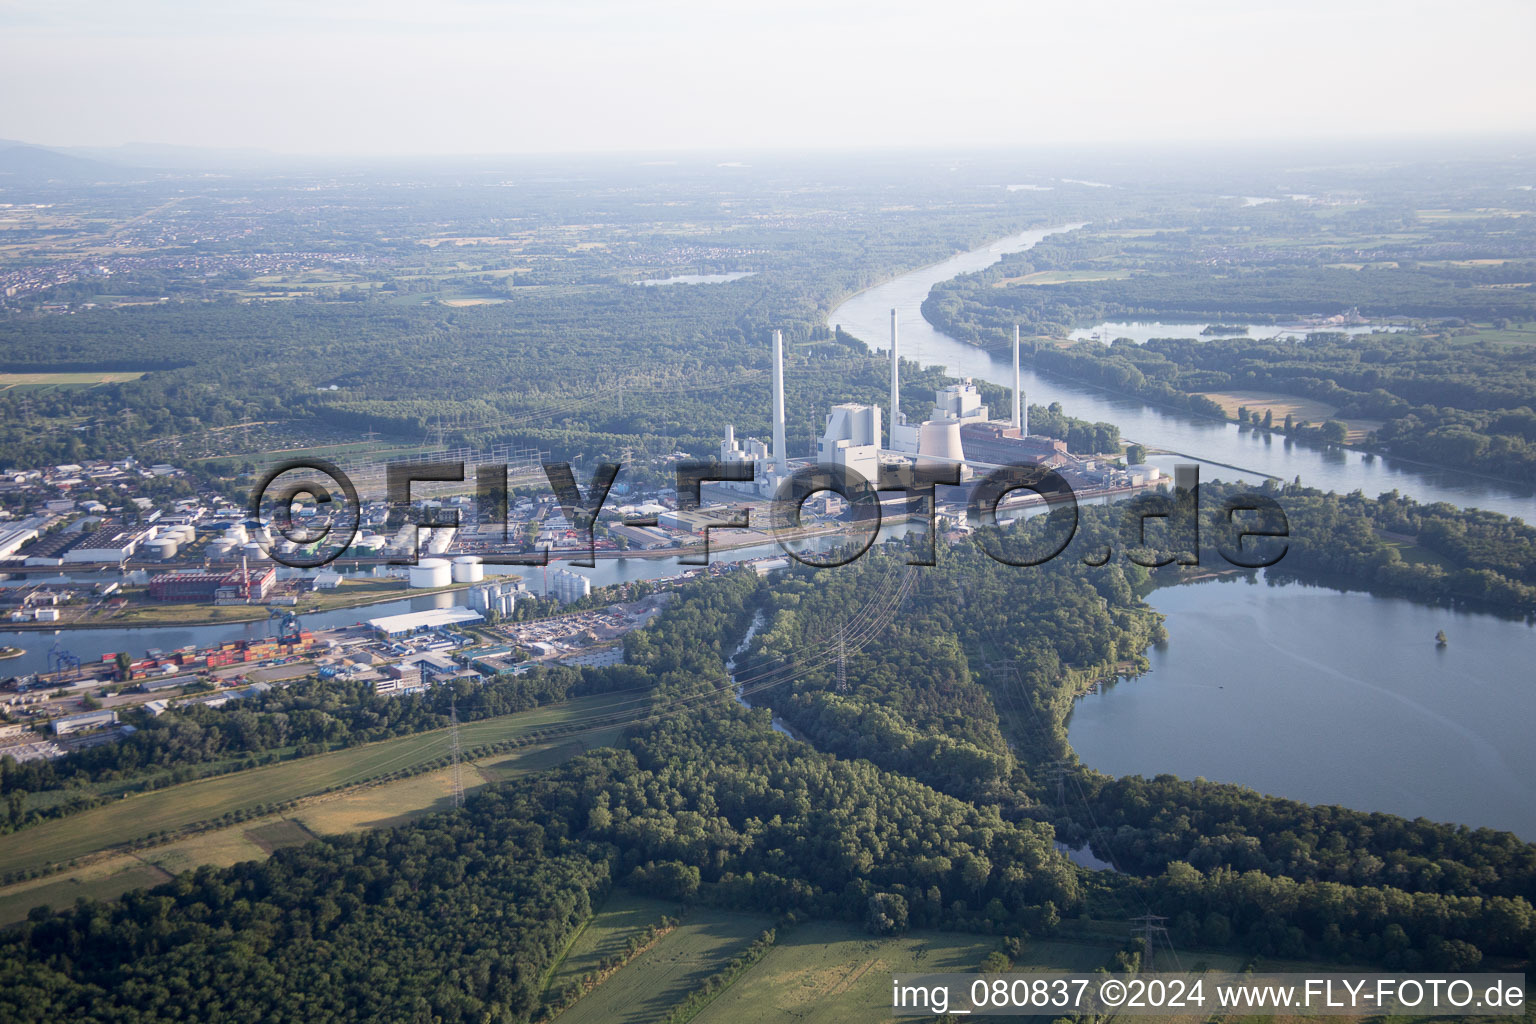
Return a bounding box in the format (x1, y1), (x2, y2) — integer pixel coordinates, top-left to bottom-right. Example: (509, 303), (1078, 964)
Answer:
(771, 329), (787, 473)
(889, 307), (902, 444)
(1012, 324), (1022, 432)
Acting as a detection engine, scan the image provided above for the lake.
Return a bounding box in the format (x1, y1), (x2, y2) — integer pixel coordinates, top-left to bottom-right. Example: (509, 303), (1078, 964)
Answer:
(1067, 576), (1536, 838)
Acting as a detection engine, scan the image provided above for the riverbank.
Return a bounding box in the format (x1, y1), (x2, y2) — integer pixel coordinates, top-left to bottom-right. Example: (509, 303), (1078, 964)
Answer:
(830, 227), (1534, 518)
(2, 580), (478, 631)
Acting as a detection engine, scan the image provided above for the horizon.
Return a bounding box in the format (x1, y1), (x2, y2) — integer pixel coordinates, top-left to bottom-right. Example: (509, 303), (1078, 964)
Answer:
(2, 0), (1533, 157)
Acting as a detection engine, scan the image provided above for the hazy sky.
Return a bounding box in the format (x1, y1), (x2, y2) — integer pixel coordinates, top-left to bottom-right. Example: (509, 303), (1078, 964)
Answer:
(2, 0), (1532, 155)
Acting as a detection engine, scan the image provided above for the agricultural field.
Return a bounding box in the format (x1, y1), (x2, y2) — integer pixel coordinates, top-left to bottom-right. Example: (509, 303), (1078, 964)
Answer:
(542, 889), (682, 1006)
(0, 370), (146, 390)
(553, 907), (772, 1024)
(0, 722), (625, 925)
(0, 692), (630, 878)
(1195, 390), (1381, 443)
(688, 922), (1024, 1024)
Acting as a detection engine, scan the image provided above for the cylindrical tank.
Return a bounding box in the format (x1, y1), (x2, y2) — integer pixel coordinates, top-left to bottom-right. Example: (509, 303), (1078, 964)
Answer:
(175, 525), (197, 543)
(225, 524), (248, 544)
(242, 542), (269, 562)
(206, 539), (236, 560)
(452, 555), (484, 583)
(918, 419), (965, 463)
(426, 528), (456, 555)
(144, 538), (178, 560)
(408, 558), (451, 588)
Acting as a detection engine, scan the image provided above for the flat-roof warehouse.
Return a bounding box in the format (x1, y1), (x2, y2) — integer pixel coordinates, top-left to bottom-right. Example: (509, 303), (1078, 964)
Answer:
(367, 607), (483, 638)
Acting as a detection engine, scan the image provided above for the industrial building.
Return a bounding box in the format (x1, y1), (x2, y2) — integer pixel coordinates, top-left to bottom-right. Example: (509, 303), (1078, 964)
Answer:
(62, 526), (142, 564)
(958, 424), (1070, 468)
(816, 403), (882, 483)
(51, 709), (119, 736)
(148, 566), (276, 603)
(367, 606), (483, 639)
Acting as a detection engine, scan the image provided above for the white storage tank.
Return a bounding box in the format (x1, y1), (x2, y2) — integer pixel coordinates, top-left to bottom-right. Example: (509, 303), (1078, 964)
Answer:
(206, 539), (236, 561)
(225, 524), (248, 544)
(408, 557), (451, 589)
(144, 538), (178, 560)
(242, 542), (269, 562)
(452, 555), (484, 583)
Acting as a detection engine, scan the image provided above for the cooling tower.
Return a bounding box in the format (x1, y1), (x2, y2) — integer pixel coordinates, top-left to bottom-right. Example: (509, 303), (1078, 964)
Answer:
(917, 419), (965, 463)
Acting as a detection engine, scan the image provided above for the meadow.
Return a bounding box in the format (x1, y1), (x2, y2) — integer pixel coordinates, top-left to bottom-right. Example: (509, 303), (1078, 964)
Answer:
(0, 692), (628, 878)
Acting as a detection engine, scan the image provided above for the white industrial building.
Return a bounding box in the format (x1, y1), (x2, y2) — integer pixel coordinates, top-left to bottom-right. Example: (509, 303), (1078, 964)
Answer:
(817, 403), (883, 483)
(367, 606), (483, 638)
(52, 709), (119, 736)
(63, 526), (142, 564)
(0, 518), (46, 559)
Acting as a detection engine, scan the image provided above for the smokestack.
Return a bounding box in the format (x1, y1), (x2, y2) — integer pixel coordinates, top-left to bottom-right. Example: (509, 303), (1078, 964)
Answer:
(889, 307), (902, 443)
(771, 329), (787, 473)
(1012, 324), (1022, 432)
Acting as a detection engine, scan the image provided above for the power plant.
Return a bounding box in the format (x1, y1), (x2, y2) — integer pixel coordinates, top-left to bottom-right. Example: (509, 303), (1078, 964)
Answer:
(715, 319), (1116, 495)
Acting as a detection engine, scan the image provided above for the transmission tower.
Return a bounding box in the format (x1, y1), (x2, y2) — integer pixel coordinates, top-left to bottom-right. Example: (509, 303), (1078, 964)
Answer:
(1130, 914), (1177, 972)
(1042, 758), (1071, 808)
(449, 692), (464, 808)
(835, 630), (848, 694)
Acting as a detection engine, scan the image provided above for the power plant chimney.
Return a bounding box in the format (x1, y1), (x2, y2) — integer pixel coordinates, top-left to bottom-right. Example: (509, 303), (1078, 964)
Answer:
(771, 329), (787, 473)
(889, 308), (902, 444)
(1012, 324), (1023, 433)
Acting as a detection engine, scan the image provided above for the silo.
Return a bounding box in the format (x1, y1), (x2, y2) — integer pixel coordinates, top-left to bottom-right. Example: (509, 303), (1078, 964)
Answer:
(408, 558), (451, 588)
(452, 555), (484, 583)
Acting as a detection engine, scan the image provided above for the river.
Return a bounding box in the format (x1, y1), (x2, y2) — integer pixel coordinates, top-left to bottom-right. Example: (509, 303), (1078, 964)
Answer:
(828, 225), (1535, 521)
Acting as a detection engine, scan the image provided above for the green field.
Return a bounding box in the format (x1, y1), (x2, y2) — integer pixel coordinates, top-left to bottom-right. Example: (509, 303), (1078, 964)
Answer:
(554, 907), (771, 1024)
(0, 371), (148, 391)
(0, 692), (632, 878)
(688, 923), (1013, 1024)
(0, 724), (626, 925)
(542, 889), (682, 1006)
